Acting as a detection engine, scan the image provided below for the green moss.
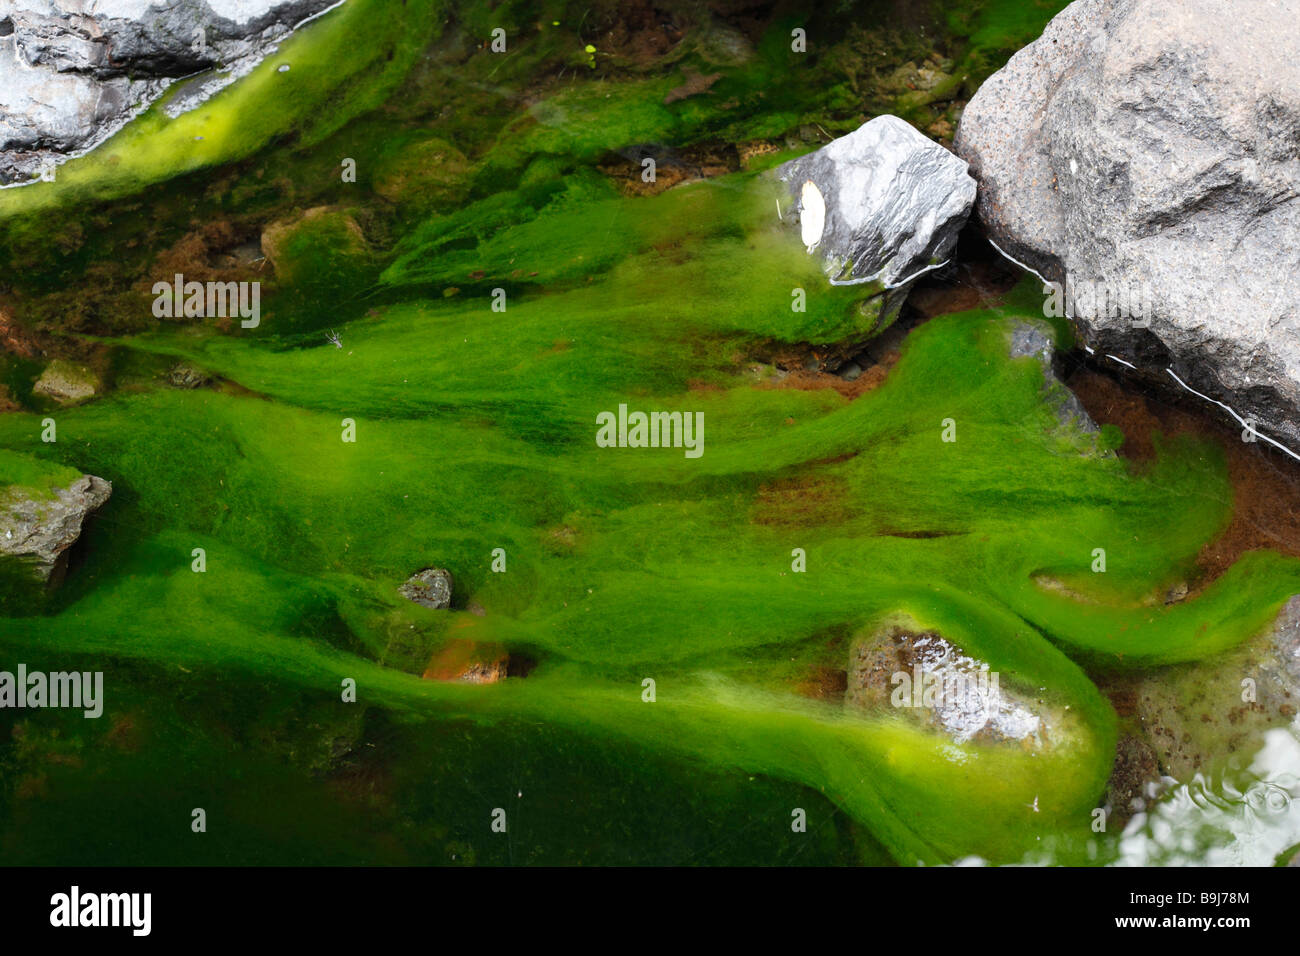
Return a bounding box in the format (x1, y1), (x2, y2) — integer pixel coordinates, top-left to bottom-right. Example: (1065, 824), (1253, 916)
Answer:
(258, 206), (376, 333)
(0, 449), (80, 502)
(943, 0), (1072, 90)
(370, 135), (472, 212)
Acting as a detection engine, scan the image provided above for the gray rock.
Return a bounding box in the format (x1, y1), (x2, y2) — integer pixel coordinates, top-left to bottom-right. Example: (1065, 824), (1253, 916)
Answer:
(32, 359), (99, 405)
(847, 618), (1063, 749)
(772, 115), (976, 322)
(956, 0), (1300, 451)
(0, 473), (111, 582)
(167, 361), (212, 389)
(1118, 595), (1300, 781)
(0, 0), (343, 184)
(398, 567), (453, 610)
(1009, 319), (1105, 443)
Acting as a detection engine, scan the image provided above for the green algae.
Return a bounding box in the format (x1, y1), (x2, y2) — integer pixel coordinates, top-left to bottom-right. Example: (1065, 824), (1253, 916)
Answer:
(1, 0), (1294, 867)
(943, 0), (1074, 89)
(0, 450), (80, 503)
(0, 0), (449, 220)
(5, 170), (1297, 862)
(0, 0), (1071, 344)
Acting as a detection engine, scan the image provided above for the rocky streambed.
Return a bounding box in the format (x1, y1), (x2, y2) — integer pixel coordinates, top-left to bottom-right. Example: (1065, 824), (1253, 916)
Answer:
(0, 0), (1298, 867)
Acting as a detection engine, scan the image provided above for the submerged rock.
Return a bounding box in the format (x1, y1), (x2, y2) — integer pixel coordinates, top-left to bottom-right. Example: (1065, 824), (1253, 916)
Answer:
(1008, 320), (1106, 445)
(847, 618), (1060, 749)
(399, 567), (453, 610)
(260, 206), (369, 290)
(0, 0), (343, 184)
(956, 0), (1300, 451)
(32, 359), (99, 405)
(772, 114), (976, 320)
(1118, 595), (1300, 781)
(1103, 733), (1162, 828)
(0, 473), (111, 583)
(167, 362), (212, 389)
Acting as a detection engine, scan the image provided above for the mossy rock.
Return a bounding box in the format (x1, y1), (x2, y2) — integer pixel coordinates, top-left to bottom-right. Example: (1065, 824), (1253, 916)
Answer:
(1123, 596), (1300, 780)
(32, 360), (100, 406)
(372, 135), (471, 211)
(0, 449), (82, 502)
(260, 206), (374, 310)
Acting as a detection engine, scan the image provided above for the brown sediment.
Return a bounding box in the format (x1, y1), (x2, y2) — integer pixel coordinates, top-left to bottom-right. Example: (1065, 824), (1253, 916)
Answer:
(598, 142), (739, 196)
(587, 0), (686, 68)
(747, 345), (899, 400)
(768, 362), (893, 399)
(423, 638), (510, 684)
(664, 68), (723, 104)
(795, 665), (849, 700)
(686, 378), (725, 392)
(0, 305), (41, 357)
(877, 529), (962, 539)
(752, 472), (852, 527)
(152, 219), (263, 288)
(737, 140), (784, 168)
(104, 713), (143, 752)
(325, 746), (397, 815)
(1067, 366), (1300, 581)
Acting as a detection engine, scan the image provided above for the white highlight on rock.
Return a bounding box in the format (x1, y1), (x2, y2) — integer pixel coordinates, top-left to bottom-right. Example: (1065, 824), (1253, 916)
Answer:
(799, 179), (825, 250)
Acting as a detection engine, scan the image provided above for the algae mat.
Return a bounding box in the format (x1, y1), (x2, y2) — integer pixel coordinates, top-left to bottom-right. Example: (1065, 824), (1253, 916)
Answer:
(1, 0), (1295, 866)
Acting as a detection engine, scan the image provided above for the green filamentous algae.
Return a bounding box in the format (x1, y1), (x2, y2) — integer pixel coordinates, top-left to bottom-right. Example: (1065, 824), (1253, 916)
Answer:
(0, 0), (1297, 868)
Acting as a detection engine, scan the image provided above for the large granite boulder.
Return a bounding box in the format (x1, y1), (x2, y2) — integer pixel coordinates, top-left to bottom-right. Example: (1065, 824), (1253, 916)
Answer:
(773, 114), (976, 321)
(0, 0), (343, 183)
(956, 0), (1300, 450)
(0, 473), (111, 583)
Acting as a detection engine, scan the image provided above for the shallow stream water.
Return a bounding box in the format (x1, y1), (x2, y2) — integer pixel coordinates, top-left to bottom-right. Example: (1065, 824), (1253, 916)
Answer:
(0, 0), (1297, 867)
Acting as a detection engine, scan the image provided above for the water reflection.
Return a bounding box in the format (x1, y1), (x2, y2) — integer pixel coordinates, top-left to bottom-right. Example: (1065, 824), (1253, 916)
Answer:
(1115, 725), (1300, 866)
